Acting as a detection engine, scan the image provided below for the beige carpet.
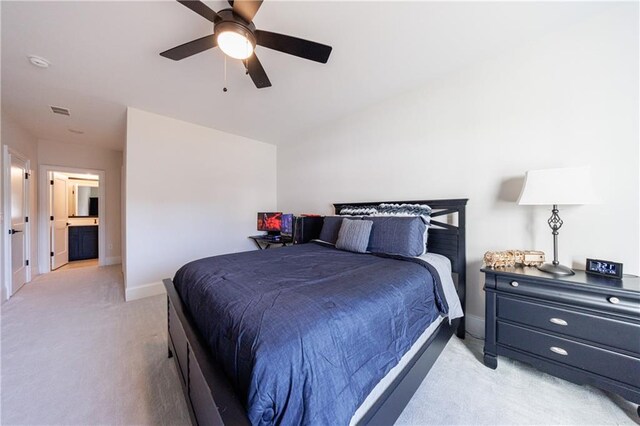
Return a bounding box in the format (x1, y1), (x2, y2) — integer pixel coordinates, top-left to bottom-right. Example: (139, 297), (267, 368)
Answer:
(1, 265), (638, 425)
(57, 259), (99, 271)
(1, 264), (191, 425)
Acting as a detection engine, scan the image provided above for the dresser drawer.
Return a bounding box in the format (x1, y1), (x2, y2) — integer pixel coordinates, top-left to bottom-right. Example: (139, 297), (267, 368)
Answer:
(496, 276), (640, 317)
(499, 322), (640, 387)
(498, 296), (640, 354)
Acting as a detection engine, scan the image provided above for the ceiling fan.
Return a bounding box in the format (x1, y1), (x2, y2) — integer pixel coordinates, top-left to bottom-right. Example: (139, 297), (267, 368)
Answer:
(160, 0), (333, 89)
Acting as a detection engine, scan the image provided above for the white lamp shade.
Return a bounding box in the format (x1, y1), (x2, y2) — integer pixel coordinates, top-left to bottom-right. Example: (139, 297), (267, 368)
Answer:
(517, 166), (598, 205)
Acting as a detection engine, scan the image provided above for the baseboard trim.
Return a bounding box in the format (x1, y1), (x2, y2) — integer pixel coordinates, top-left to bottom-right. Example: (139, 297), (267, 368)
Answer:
(125, 281), (166, 301)
(104, 256), (122, 266)
(466, 314), (485, 339)
(29, 265), (39, 280)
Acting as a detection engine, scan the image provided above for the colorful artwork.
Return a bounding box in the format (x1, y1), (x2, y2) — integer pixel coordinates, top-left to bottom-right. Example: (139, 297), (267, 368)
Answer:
(257, 212), (282, 232)
(281, 214), (293, 234)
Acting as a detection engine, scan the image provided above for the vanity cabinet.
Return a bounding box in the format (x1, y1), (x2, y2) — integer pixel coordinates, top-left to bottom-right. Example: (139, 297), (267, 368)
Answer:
(68, 226), (98, 261)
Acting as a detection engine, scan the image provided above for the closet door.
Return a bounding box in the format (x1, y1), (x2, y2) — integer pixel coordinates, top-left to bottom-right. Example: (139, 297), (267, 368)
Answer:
(10, 155), (28, 294)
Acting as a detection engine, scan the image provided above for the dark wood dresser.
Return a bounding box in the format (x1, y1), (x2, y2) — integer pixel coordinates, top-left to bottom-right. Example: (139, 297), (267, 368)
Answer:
(482, 267), (640, 413)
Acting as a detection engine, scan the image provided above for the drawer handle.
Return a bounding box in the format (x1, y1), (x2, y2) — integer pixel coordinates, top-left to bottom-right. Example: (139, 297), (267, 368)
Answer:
(550, 346), (568, 356)
(510, 281), (519, 287)
(549, 318), (568, 326)
(608, 297), (620, 304)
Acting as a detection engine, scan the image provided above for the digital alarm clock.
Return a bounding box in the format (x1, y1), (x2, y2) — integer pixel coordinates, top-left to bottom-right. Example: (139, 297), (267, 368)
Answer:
(585, 258), (623, 279)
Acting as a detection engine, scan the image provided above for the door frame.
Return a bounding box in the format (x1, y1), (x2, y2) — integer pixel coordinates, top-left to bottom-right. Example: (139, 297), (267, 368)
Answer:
(38, 165), (106, 274)
(2, 145), (32, 301)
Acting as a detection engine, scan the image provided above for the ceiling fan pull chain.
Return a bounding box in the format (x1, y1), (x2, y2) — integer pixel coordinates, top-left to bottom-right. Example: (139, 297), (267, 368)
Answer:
(223, 55), (228, 92)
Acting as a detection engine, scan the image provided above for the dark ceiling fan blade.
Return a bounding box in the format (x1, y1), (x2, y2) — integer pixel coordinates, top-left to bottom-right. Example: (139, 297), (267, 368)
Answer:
(246, 53), (271, 88)
(177, 0), (220, 23)
(160, 35), (217, 60)
(233, 0), (263, 23)
(255, 30), (332, 63)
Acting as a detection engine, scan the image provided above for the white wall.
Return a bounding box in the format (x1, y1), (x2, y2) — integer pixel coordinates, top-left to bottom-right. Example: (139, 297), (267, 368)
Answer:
(124, 108), (277, 301)
(277, 5), (639, 335)
(1, 112), (39, 300)
(38, 139), (123, 266)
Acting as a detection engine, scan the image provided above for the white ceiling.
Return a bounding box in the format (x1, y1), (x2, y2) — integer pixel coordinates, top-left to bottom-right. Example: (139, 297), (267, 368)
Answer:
(1, 1), (612, 151)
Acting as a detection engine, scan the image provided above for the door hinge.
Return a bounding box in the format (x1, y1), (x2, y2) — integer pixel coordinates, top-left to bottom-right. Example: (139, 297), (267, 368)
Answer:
(25, 172), (30, 179)
(50, 180), (54, 185)
(50, 252), (54, 257)
(25, 216), (29, 223)
(25, 260), (29, 266)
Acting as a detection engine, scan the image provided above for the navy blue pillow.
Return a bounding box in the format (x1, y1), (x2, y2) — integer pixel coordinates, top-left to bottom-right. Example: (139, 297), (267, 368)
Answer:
(366, 216), (427, 257)
(318, 216), (345, 244)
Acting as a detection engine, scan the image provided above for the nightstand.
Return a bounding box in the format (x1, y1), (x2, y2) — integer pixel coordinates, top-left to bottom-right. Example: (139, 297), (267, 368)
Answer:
(482, 267), (640, 414)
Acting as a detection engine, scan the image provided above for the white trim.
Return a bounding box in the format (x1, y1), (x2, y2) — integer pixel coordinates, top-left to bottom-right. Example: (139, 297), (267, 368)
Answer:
(125, 281), (166, 301)
(2, 146), (10, 301)
(105, 256), (121, 266)
(465, 313), (485, 339)
(2, 145), (32, 301)
(38, 165), (107, 274)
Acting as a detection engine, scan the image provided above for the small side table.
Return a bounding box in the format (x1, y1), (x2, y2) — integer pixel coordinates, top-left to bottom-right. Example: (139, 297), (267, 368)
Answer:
(249, 235), (293, 250)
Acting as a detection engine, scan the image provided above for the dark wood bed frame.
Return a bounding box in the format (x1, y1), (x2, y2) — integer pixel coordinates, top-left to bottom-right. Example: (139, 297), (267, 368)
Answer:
(163, 198), (468, 426)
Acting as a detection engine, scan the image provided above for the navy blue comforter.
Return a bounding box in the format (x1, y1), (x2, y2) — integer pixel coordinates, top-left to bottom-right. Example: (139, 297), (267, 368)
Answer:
(173, 242), (448, 425)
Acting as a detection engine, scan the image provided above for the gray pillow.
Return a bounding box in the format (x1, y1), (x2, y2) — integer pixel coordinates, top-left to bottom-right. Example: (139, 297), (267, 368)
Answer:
(318, 216), (345, 244)
(335, 219), (373, 253)
(367, 216), (427, 257)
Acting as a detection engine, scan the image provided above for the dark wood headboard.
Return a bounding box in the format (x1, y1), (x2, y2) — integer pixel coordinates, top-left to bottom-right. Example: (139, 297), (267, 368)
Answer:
(333, 198), (468, 336)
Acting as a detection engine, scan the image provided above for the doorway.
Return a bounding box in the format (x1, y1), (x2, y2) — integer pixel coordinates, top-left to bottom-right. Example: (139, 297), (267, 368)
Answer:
(2, 146), (32, 300)
(39, 165), (106, 274)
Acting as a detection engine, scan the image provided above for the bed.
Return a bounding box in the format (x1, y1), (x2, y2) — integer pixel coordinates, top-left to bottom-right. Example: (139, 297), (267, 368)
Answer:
(163, 198), (467, 425)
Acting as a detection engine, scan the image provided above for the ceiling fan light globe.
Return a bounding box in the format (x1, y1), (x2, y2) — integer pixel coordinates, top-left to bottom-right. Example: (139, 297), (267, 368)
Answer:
(217, 31), (254, 60)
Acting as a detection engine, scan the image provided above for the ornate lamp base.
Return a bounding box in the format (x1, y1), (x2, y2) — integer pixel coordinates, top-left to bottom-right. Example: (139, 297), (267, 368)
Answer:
(538, 204), (575, 276)
(537, 262), (575, 276)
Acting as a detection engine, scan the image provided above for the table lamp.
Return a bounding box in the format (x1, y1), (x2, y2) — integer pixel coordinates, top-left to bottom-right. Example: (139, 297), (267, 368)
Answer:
(517, 166), (597, 276)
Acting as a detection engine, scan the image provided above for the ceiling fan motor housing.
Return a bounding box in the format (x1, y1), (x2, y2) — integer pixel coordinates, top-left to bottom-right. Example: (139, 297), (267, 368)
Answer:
(215, 9), (256, 48)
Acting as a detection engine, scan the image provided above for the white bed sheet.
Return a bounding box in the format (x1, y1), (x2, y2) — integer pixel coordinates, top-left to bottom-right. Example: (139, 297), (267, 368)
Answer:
(418, 252), (464, 321)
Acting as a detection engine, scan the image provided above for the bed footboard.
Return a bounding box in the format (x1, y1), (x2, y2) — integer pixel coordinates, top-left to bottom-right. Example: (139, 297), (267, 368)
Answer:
(164, 278), (250, 426)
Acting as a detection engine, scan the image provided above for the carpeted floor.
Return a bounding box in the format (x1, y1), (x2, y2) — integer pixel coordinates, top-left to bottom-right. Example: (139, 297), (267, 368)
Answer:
(1, 265), (638, 425)
(1, 265), (190, 425)
(58, 258), (99, 271)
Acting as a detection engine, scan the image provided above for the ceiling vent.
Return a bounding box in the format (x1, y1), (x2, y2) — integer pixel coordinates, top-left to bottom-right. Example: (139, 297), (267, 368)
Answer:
(50, 106), (70, 116)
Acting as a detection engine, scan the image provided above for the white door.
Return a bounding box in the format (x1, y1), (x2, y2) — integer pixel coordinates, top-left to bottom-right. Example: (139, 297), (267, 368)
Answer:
(10, 157), (28, 294)
(51, 173), (69, 270)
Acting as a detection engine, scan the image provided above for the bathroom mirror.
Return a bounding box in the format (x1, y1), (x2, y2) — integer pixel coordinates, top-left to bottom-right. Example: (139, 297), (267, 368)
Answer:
(69, 182), (99, 217)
